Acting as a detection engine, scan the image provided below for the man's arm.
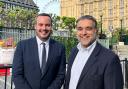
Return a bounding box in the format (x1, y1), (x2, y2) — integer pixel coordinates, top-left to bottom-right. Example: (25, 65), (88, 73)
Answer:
(104, 55), (124, 89)
(12, 41), (32, 89)
(47, 46), (66, 89)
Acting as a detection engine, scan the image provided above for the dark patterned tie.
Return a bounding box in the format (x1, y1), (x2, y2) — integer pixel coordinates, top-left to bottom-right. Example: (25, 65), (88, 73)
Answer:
(41, 43), (46, 74)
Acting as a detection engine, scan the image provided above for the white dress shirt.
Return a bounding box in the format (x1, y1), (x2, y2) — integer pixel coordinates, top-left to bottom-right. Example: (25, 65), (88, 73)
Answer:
(69, 41), (96, 89)
(36, 36), (49, 68)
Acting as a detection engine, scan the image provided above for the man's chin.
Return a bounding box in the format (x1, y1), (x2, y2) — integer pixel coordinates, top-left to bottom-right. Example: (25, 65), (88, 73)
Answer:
(40, 36), (50, 41)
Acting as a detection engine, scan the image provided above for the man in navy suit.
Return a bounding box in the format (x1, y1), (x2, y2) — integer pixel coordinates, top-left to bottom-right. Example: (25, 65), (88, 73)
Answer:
(64, 15), (123, 89)
(12, 13), (66, 89)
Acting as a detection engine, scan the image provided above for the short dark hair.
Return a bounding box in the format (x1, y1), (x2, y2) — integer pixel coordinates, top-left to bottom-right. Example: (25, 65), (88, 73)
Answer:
(76, 15), (97, 29)
(36, 13), (52, 24)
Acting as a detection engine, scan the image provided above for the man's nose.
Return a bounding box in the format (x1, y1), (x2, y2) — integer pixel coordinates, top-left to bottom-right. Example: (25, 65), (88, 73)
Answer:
(82, 29), (87, 35)
(42, 25), (46, 29)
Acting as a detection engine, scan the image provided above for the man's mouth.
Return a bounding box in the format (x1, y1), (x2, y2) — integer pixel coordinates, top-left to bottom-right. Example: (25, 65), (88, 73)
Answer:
(39, 30), (49, 34)
(80, 35), (89, 39)
(42, 30), (47, 34)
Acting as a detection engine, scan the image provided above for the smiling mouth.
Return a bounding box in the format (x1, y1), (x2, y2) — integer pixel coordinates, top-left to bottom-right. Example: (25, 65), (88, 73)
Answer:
(80, 35), (89, 39)
(42, 31), (47, 33)
(40, 30), (49, 34)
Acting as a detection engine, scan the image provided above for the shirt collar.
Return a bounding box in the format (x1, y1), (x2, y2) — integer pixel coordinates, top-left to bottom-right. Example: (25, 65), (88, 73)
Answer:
(36, 36), (50, 46)
(77, 40), (97, 52)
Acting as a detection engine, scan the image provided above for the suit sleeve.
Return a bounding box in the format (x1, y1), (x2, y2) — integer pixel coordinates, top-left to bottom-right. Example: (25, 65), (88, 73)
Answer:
(104, 55), (124, 89)
(47, 46), (66, 89)
(12, 41), (32, 89)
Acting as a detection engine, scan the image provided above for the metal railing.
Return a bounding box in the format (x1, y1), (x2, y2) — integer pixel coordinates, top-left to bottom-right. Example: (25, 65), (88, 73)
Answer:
(0, 27), (35, 43)
(0, 59), (127, 89)
(121, 58), (128, 89)
(0, 64), (13, 89)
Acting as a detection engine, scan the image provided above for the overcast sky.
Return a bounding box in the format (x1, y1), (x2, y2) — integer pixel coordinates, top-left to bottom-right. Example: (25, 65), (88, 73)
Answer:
(33, 0), (60, 15)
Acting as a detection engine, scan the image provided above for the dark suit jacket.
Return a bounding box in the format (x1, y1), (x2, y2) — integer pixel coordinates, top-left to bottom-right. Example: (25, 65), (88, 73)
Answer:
(12, 37), (66, 89)
(64, 42), (123, 89)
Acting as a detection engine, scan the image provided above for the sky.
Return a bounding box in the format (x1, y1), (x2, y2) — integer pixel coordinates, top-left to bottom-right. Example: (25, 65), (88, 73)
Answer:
(33, 0), (60, 16)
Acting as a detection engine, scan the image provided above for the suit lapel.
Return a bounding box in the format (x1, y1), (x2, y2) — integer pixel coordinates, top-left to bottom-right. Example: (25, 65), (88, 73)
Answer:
(77, 42), (101, 85)
(65, 48), (78, 87)
(68, 48), (79, 69)
(30, 37), (42, 77)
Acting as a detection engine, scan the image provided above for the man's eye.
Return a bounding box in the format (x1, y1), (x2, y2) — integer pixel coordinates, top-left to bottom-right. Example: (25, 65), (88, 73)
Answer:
(77, 27), (94, 31)
(39, 24), (43, 26)
(85, 27), (93, 31)
(46, 24), (51, 27)
(77, 27), (82, 31)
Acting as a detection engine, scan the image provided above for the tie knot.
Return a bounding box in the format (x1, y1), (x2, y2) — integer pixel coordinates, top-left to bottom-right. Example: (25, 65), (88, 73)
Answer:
(42, 42), (45, 46)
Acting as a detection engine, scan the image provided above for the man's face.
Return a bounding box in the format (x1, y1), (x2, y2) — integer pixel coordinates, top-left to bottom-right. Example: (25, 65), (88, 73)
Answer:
(35, 16), (52, 41)
(76, 19), (97, 48)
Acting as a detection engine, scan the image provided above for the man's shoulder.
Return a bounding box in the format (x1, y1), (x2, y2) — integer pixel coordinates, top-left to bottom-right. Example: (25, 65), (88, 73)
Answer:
(97, 43), (118, 60)
(50, 38), (64, 47)
(99, 43), (115, 55)
(17, 37), (35, 46)
(71, 46), (77, 51)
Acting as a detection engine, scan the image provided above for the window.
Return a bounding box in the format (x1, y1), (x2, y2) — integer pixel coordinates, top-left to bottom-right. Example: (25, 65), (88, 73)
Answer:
(120, 0), (124, 16)
(108, 0), (113, 16)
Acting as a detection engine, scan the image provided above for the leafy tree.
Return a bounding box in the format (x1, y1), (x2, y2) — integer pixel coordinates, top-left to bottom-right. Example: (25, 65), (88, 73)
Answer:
(51, 15), (76, 34)
(5, 8), (17, 27)
(61, 16), (76, 29)
(51, 14), (61, 30)
(114, 27), (126, 42)
(60, 16), (76, 36)
(4, 7), (38, 29)
(0, 2), (5, 26)
(0, 2), (4, 12)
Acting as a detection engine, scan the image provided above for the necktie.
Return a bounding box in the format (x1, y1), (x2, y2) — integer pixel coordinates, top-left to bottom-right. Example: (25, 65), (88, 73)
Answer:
(41, 43), (46, 74)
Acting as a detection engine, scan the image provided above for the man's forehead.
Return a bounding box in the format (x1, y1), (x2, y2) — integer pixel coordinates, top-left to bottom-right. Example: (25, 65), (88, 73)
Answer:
(77, 19), (95, 26)
(37, 16), (50, 19)
(36, 16), (51, 23)
(77, 19), (94, 23)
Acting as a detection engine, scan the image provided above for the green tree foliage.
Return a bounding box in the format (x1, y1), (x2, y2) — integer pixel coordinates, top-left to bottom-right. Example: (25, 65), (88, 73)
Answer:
(51, 14), (61, 30)
(0, 2), (5, 26)
(111, 27), (127, 43)
(60, 16), (76, 36)
(52, 36), (78, 62)
(51, 15), (76, 36)
(0, 2), (4, 12)
(61, 16), (76, 29)
(0, 5), (38, 29)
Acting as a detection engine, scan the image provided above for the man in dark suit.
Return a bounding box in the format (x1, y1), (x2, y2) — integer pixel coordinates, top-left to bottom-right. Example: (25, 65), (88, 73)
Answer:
(64, 15), (124, 89)
(12, 13), (66, 89)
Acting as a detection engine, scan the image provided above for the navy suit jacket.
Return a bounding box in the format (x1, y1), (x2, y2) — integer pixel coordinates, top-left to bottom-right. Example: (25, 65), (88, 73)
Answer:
(64, 42), (123, 89)
(12, 37), (66, 89)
